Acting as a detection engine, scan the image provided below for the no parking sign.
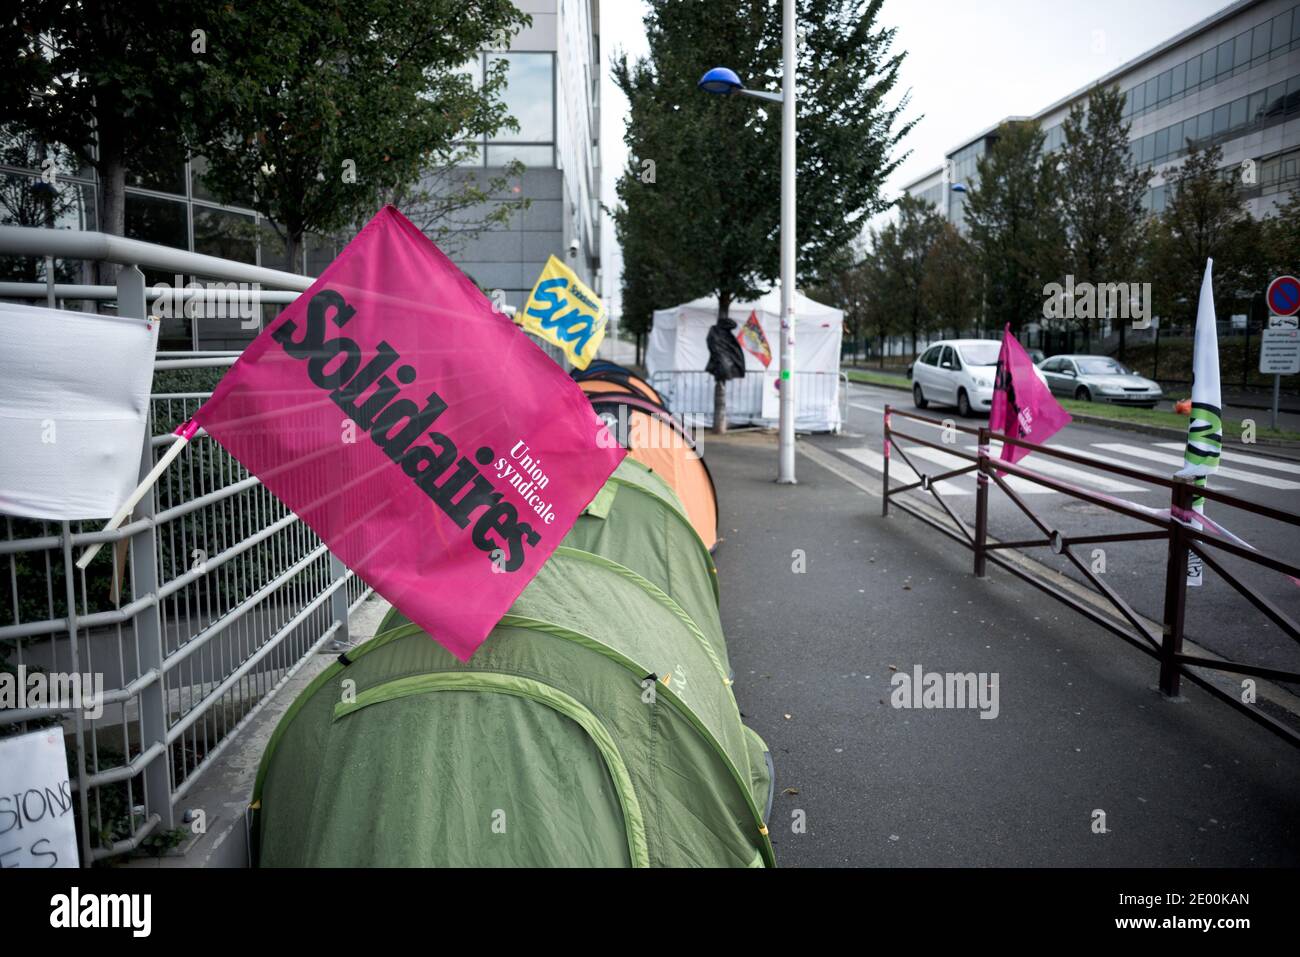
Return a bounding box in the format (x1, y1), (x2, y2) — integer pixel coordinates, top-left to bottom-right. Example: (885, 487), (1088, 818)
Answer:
(1267, 275), (1300, 318)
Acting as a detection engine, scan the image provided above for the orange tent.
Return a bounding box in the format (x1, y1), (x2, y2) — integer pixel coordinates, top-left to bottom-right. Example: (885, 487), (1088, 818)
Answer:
(586, 392), (719, 552)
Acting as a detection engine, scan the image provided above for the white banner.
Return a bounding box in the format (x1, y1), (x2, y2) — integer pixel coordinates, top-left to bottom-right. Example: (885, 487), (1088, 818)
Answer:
(0, 728), (79, 867)
(0, 303), (159, 520)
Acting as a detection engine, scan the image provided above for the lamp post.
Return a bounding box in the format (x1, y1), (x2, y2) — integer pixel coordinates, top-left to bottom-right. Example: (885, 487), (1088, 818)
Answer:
(698, 0), (797, 483)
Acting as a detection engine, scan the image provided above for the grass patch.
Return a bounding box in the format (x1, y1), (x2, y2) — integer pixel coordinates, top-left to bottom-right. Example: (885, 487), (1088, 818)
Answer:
(1121, 338), (1300, 393)
(1059, 398), (1300, 444)
(844, 368), (910, 389)
(842, 366), (1300, 443)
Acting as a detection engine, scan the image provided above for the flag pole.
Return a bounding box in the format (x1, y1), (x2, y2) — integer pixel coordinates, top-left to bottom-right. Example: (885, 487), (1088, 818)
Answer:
(75, 420), (199, 570)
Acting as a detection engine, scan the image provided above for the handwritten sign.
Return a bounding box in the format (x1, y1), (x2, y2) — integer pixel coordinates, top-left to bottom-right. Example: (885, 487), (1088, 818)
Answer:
(0, 728), (78, 868)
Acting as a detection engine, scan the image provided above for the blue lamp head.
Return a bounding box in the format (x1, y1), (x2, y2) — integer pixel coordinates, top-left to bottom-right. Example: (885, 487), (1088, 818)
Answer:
(698, 67), (743, 95)
(950, 183), (968, 193)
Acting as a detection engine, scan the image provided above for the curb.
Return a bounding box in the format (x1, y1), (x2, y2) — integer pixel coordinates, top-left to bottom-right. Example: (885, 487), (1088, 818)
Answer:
(843, 374), (1300, 462)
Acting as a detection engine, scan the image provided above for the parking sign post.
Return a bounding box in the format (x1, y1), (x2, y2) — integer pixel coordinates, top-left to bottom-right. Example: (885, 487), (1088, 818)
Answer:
(1262, 277), (1300, 431)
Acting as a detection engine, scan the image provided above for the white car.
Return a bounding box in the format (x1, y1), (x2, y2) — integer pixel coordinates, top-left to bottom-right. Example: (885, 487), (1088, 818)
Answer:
(911, 339), (1043, 418)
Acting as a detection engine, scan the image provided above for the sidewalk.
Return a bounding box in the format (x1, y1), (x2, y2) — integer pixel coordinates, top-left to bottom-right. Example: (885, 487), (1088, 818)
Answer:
(711, 431), (1300, 867)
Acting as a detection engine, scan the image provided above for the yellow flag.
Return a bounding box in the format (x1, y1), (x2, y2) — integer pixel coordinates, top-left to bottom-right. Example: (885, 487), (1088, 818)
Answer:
(518, 255), (606, 370)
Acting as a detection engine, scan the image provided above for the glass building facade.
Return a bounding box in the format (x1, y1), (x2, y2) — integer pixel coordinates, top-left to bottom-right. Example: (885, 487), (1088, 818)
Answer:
(440, 0), (603, 314)
(905, 0), (1300, 229)
(0, 0), (603, 348)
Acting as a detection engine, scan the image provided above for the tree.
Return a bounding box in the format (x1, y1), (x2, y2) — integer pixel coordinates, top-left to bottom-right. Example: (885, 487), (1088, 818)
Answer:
(615, 0), (913, 431)
(965, 120), (1064, 336)
(1055, 84), (1152, 352)
(1148, 143), (1263, 327)
(810, 241), (870, 362)
(186, 1), (532, 270)
(867, 194), (944, 355)
(921, 222), (978, 339)
(792, 0), (917, 285)
(384, 158), (530, 260)
(2, 0), (211, 282)
(1260, 189), (1300, 280)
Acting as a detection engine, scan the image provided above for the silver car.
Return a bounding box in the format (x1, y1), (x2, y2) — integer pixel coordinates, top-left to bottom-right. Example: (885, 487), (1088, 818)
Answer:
(1038, 354), (1162, 408)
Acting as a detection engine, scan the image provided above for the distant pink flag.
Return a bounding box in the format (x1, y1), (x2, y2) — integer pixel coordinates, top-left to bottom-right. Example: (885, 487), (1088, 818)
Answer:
(192, 206), (625, 660)
(988, 323), (1071, 468)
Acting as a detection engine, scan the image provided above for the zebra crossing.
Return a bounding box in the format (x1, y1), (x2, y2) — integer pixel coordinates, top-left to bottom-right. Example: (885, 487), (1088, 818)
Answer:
(837, 436), (1300, 497)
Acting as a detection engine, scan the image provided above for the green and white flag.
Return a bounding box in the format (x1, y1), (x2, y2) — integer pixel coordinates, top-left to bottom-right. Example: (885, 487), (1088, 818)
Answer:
(1173, 259), (1221, 586)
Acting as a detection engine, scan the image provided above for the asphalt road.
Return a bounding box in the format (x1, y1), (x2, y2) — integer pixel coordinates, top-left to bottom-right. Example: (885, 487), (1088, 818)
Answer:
(810, 382), (1300, 682)
(709, 433), (1300, 867)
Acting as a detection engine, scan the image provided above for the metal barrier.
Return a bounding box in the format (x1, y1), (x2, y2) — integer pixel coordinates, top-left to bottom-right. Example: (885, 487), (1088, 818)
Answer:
(648, 369), (846, 433)
(882, 403), (1300, 749)
(0, 225), (375, 863)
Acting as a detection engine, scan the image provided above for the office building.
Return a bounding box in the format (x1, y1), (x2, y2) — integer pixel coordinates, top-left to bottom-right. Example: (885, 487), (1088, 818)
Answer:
(906, 0), (1300, 228)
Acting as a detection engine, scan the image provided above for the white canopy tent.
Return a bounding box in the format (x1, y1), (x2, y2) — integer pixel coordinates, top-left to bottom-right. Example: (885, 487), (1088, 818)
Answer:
(647, 288), (844, 432)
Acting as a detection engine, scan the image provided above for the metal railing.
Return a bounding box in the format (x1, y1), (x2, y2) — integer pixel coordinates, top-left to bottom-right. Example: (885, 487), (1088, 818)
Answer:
(649, 369), (846, 433)
(0, 225), (375, 863)
(881, 403), (1300, 749)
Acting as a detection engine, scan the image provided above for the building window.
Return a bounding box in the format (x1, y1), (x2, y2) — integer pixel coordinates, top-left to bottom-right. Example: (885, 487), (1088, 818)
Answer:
(193, 205), (256, 263)
(127, 143), (186, 197)
(125, 192), (188, 282)
(454, 52), (555, 169)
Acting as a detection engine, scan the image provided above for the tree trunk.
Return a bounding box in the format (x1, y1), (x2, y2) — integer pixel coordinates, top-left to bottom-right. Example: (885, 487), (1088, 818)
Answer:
(95, 143), (127, 294)
(285, 233), (302, 275)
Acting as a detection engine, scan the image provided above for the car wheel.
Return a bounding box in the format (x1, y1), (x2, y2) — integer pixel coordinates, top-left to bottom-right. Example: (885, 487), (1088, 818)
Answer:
(913, 383), (928, 409)
(1074, 386), (1092, 402)
(957, 388), (972, 418)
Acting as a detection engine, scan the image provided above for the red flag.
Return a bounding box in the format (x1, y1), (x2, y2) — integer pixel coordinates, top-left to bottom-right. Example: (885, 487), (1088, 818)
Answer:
(736, 310), (773, 368)
(989, 324), (1071, 467)
(192, 207), (625, 660)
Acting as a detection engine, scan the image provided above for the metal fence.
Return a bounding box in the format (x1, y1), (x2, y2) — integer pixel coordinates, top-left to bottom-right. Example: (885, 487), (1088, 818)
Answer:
(0, 225), (375, 863)
(881, 403), (1300, 749)
(648, 369), (847, 433)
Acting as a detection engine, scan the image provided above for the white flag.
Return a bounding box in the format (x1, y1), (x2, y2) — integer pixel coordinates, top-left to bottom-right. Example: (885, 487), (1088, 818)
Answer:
(1174, 259), (1222, 484)
(0, 303), (159, 520)
(1171, 259), (1221, 587)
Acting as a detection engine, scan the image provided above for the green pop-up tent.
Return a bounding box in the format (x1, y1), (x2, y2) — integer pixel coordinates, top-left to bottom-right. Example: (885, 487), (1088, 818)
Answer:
(251, 462), (774, 867)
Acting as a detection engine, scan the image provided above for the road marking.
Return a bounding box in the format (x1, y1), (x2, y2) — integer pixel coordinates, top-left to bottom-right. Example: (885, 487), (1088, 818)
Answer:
(905, 446), (1052, 494)
(1153, 442), (1300, 475)
(836, 446), (972, 495)
(850, 401), (885, 414)
(967, 443), (1147, 493)
(1091, 442), (1300, 490)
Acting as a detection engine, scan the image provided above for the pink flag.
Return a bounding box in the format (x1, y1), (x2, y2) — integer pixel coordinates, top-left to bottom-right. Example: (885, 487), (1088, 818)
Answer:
(192, 206), (625, 660)
(988, 323), (1071, 467)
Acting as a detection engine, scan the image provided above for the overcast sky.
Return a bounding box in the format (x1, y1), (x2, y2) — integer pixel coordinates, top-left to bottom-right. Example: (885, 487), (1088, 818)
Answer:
(597, 0), (1231, 321)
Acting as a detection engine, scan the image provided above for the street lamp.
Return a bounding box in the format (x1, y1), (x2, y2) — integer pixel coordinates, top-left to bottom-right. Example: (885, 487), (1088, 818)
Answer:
(697, 0), (797, 484)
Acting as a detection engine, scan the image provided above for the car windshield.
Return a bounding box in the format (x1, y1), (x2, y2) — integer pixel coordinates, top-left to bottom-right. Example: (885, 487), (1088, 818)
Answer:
(957, 343), (1001, 366)
(1076, 358), (1129, 375)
